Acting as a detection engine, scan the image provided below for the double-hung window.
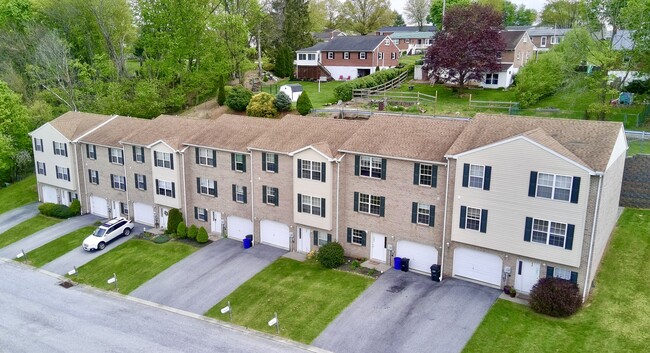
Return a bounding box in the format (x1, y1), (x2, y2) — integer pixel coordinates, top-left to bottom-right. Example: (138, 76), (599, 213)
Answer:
(86, 144), (96, 160)
(419, 164), (433, 186)
(34, 138), (43, 152)
(133, 146), (145, 163)
(120, 202), (128, 216)
(55, 166), (70, 181)
(135, 174), (146, 190)
(536, 173), (572, 201)
(417, 203), (431, 225)
(378, 52), (383, 60)
(232, 153), (246, 172)
(532, 219), (566, 247)
(298, 194), (324, 217)
(195, 207), (208, 222)
(53, 142), (67, 157)
(460, 206), (487, 233)
(327, 52), (334, 60)
(37, 162), (46, 176)
(466, 207), (481, 230)
(156, 180), (175, 197)
(263, 186), (279, 206)
(298, 53), (306, 60)
(347, 228), (367, 246)
(359, 156), (383, 179)
(197, 148), (216, 167)
(300, 160), (322, 181)
(111, 174), (126, 191)
(197, 178), (217, 197)
(109, 148), (124, 165)
(359, 52), (366, 60)
(391, 52), (396, 60)
(469, 165), (485, 188)
(263, 152), (278, 173)
(485, 73), (498, 85)
(356, 192), (383, 216)
(234, 185), (246, 203)
(154, 151), (173, 169)
(344, 52), (349, 59)
(89, 169), (99, 184)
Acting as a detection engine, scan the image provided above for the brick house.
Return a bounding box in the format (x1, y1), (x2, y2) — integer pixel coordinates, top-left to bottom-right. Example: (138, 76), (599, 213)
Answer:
(390, 31), (434, 55)
(481, 30), (535, 88)
(376, 25), (437, 36)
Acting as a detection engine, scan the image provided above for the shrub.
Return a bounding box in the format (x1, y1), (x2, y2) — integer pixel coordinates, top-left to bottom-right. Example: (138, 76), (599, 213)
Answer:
(225, 86), (252, 112)
(188, 224), (198, 240)
(196, 226), (209, 243)
(176, 221), (187, 239)
(166, 208), (183, 235)
(333, 64), (414, 101)
(69, 199), (81, 215)
(262, 62), (275, 72)
(275, 91), (292, 112)
(217, 76), (226, 105)
(38, 202), (77, 219)
(153, 234), (170, 244)
(247, 92), (278, 118)
(529, 277), (582, 317)
(625, 79), (650, 94)
(514, 51), (570, 107)
(317, 242), (345, 268)
(296, 91), (313, 115)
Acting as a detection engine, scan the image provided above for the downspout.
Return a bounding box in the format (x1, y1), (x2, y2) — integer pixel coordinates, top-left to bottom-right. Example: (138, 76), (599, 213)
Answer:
(77, 143), (86, 213)
(335, 154), (344, 243)
(583, 174), (603, 301)
(250, 152), (255, 246)
(440, 157), (451, 282)
(122, 146), (130, 219)
(181, 150), (187, 225)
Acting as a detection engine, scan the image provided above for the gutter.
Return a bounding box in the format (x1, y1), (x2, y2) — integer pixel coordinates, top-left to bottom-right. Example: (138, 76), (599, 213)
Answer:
(335, 154), (345, 243)
(249, 152), (255, 246)
(583, 174), (603, 301)
(123, 146), (130, 219)
(440, 157), (451, 281)
(181, 149), (187, 225)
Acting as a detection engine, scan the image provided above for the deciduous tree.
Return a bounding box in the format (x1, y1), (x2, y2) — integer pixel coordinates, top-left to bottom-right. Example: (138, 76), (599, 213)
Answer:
(427, 0), (469, 29)
(503, 1), (537, 26)
(339, 0), (393, 35)
(392, 11), (406, 26)
(404, 0), (431, 31)
(540, 0), (588, 28)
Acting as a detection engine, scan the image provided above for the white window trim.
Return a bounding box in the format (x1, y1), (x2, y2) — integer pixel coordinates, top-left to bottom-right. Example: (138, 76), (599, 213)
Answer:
(199, 178), (216, 196)
(37, 162), (46, 175)
(35, 138), (43, 152)
(134, 147), (144, 163)
(235, 185), (245, 203)
(417, 203), (430, 225)
(266, 187), (278, 205)
(112, 175), (126, 191)
(378, 52), (383, 60)
(110, 149), (124, 165)
(465, 207), (482, 231)
(391, 52), (396, 60)
(301, 160), (321, 181)
(89, 170), (99, 184)
(136, 174), (145, 190)
(358, 193), (381, 216)
(468, 164), (485, 189)
(196, 207), (208, 221)
(532, 218), (567, 247)
(88, 145), (96, 159)
(301, 195), (322, 216)
(327, 52), (333, 60)
(419, 164), (433, 186)
(351, 229), (365, 245)
(343, 52), (349, 60)
(156, 152), (172, 169)
(54, 142), (66, 156)
(317, 232), (329, 246)
(234, 153), (245, 172)
(55, 166), (70, 181)
(540, 36), (547, 47)
(360, 52), (366, 60)
(536, 172), (572, 202)
(360, 156), (382, 179)
(552, 267), (572, 280)
(265, 153), (276, 172)
(198, 148), (215, 167)
(157, 180), (174, 197)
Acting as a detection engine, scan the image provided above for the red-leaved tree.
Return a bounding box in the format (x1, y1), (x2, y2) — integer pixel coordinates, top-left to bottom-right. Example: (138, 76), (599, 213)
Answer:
(423, 3), (506, 89)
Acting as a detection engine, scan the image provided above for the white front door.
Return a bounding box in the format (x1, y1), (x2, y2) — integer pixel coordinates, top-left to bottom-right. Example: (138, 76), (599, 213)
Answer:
(297, 227), (311, 253)
(371, 233), (387, 263)
(211, 211), (222, 234)
(159, 207), (169, 229)
(112, 200), (120, 218)
(515, 259), (540, 294)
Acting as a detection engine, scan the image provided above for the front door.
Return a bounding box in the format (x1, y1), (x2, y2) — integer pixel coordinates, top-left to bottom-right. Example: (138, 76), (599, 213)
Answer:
(515, 259), (540, 294)
(112, 200), (120, 218)
(211, 211), (222, 233)
(297, 227), (311, 253)
(371, 233), (387, 263)
(159, 207), (169, 229)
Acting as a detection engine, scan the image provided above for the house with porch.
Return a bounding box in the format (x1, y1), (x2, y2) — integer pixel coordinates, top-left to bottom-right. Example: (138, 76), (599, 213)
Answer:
(480, 30), (535, 88)
(390, 31), (434, 55)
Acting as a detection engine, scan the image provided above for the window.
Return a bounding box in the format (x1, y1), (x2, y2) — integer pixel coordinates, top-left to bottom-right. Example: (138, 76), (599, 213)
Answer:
(197, 178), (217, 197)
(466, 207), (481, 230)
(298, 53), (306, 60)
(392, 39), (399, 45)
(263, 186), (278, 206)
(357, 193), (383, 216)
(551, 36), (562, 44)
(359, 52), (366, 60)
(263, 152), (277, 173)
(460, 206), (487, 232)
(111, 174), (126, 191)
(133, 146), (145, 163)
(308, 53), (316, 60)
(344, 52), (349, 60)
(37, 162), (46, 175)
(552, 267), (572, 281)
(108, 148), (124, 165)
(412, 202), (435, 226)
(234, 185), (246, 203)
(391, 52), (396, 60)
(384, 38), (390, 45)
(56, 166), (70, 181)
(347, 228), (366, 246)
(405, 38), (410, 43)
(86, 144), (96, 159)
(89, 169), (99, 184)
(327, 52), (333, 59)
(135, 174), (146, 190)
(53, 142), (67, 157)
(316, 232), (330, 246)
(69, 192), (78, 201)
(516, 52), (521, 60)
(34, 138), (43, 152)
(299, 159), (323, 181)
(195, 207), (208, 222)
(232, 153), (246, 172)
(424, 39), (432, 45)
(298, 194), (324, 217)
(154, 151), (173, 169)
(540, 36), (547, 47)
(156, 180), (175, 198)
(197, 148), (216, 167)
(469, 164), (485, 188)
(418, 164), (433, 186)
(523, 35), (527, 43)
(417, 203), (430, 225)
(359, 156), (383, 179)
(485, 73), (499, 85)
(536, 173), (572, 201)
(532, 219), (566, 247)
(378, 52), (383, 60)
(120, 202), (128, 216)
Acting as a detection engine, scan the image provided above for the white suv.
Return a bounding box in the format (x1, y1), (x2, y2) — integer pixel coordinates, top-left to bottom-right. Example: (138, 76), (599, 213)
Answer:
(83, 217), (134, 251)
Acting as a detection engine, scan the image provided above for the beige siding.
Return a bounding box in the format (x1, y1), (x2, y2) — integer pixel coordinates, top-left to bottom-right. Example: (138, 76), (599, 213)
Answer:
(81, 144), (127, 217)
(293, 149), (333, 231)
(151, 143), (182, 209)
(32, 124), (77, 193)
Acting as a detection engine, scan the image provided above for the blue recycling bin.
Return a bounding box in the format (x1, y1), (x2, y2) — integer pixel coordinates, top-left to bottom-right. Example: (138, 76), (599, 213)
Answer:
(394, 257), (402, 270)
(243, 238), (252, 249)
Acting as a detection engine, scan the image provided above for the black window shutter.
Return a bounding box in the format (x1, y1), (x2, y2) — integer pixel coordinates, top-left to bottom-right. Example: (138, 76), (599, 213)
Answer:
(354, 155), (360, 176)
(108, 148), (112, 162)
(431, 165), (438, 187)
(297, 159), (302, 178)
(570, 271), (578, 284)
(361, 231), (367, 246)
(459, 206), (467, 228)
(297, 193), (302, 212)
(242, 155), (247, 172)
(347, 228), (352, 243)
(262, 152), (267, 171)
(480, 209), (488, 233)
(327, 234), (332, 243)
(413, 163), (420, 185)
(321, 162), (326, 182)
(528, 171), (538, 197)
(170, 154), (174, 170)
(243, 186), (247, 203)
(353, 192), (359, 212)
(231, 153), (235, 170)
(565, 224), (575, 250)
(274, 154), (279, 172)
(212, 181), (217, 197)
(194, 207), (198, 220)
(89, 169), (92, 180)
(132, 146), (136, 161)
(155, 179), (159, 194)
(232, 184), (236, 201)
(381, 158), (387, 180)
(43, 164), (46, 176)
(52, 141), (55, 154)
(135, 174), (138, 188)
(143, 175), (147, 190)
(570, 177), (581, 204)
(140, 147), (145, 163)
(411, 202), (418, 223)
(195, 147), (200, 164)
(196, 178), (201, 194)
(379, 196), (385, 217)
(262, 185), (267, 203)
(524, 217), (533, 242)
(462, 164), (470, 187)
(64, 143), (67, 157)
(171, 182), (175, 198)
(153, 151), (158, 167)
(274, 188), (279, 206)
(313, 231), (319, 245)
(429, 205), (436, 227)
(110, 174), (114, 186)
(483, 166), (492, 191)
(321, 198), (326, 217)
(546, 266), (554, 278)
(212, 150), (216, 167)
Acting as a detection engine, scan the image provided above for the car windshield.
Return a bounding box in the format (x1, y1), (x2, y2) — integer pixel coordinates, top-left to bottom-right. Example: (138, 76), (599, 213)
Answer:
(93, 228), (107, 237)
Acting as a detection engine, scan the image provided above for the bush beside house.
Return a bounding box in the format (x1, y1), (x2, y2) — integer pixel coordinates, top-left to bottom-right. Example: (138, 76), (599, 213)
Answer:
(38, 200), (80, 219)
(530, 277), (583, 317)
(333, 64), (414, 101)
(317, 242), (345, 268)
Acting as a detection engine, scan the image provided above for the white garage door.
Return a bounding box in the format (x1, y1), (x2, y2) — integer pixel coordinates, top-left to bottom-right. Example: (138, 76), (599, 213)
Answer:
(453, 247), (503, 287)
(133, 202), (155, 226)
(90, 196), (108, 218)
(227, 216), (253, 241)
(42, 185), (58, 204)
(396, 240), (438, 273)
(260, 220), (290, 250)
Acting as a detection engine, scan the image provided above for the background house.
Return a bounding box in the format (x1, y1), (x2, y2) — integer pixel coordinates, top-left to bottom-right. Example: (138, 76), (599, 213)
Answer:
(480, 30), (535, 89)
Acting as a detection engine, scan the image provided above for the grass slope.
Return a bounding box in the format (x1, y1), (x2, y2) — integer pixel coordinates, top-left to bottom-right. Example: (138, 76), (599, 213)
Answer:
(205, 258), (374, 343)
(0, 215), (61, 249)
(70, 239), (197, 294)
(26, 226), (95, 267)
(463, 209), (650, 352)
(0, 175), (38, 215)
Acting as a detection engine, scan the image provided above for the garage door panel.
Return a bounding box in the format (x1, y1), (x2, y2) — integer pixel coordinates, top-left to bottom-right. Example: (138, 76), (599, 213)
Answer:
(134, 202), (154, 226)
(227, 216), (253, 241)
(453, 247), (502, 286)
(396, 240), (438, 273)
(260, 220), (290, 250)
(90, 196), (108, 218)
(42, 185), (58, 204)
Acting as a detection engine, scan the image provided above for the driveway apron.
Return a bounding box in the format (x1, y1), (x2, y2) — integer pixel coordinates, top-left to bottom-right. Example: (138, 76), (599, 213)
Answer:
(131, 238), (287, 315)
(313, 270), (500, 353)
(0, 203), (39, 235)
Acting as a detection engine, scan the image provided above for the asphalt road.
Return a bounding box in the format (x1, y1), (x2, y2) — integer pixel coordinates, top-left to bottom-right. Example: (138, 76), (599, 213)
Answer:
(131, 238), (287, 314)
(0, 214), (101, 259)
(0, 203), (39, 234)
(0, 260), (321, 353)
(313, 270), (500, 353)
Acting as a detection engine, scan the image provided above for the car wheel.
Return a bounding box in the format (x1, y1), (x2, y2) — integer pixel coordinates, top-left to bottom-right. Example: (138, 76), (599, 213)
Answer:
(123, 228), (131, 236)
(98, 242), (106, 250)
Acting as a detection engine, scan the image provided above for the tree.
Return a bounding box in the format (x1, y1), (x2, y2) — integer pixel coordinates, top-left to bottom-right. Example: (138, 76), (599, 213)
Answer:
(428, 0), (469, 29)
(166, 208), (183, 235)
(225, 86), (252, 111)
(339, 0), (393, 35)
(622, 0), (650, 74)
(275, 91), (292, 111)
(392, 11), (406, 27)
(269, 0), (314, 52)
(296, 91), (313, 115)
(274, 46), (294, 78)
(503, 1), (538, 26)
(324, 0), (341, 29)
(423, 3), (505, 89)
(188, 224), (198, 240)
(309, 0), (328, 32)
(177, 221), (187, 239)
(540, 0), (588, 28)
(196, 226), (209, 243)
(404, 0), (431, 31)
(515, 52), (571, 107)
(247, 92), (278, 118)
(217, 76), (226, 105)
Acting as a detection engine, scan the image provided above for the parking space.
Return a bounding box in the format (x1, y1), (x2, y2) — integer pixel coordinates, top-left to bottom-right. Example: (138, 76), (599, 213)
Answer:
(131, 238), (287, 314)
(313, 270), (500, 353)
(0, 203), (39, 235)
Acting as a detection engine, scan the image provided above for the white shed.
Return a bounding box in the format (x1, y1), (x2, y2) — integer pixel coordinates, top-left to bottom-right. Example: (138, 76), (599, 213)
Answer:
(279, 84), (303, 102)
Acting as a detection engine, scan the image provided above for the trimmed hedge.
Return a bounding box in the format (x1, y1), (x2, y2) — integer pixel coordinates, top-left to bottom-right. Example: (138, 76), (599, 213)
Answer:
(333, 64), (414, 102)
(38, 202), (78, 219)
(296, 91), (313, 115)
(225, 86), (252, 111)
(196, 226), (209, 243)
(530, 277), (582, 317)
(317, 242), (345, 268)
(166, 208), (183, 235)
(247, 92), (278, 118)
(176, 221), (187, 239)
(188, 224), (198, 240)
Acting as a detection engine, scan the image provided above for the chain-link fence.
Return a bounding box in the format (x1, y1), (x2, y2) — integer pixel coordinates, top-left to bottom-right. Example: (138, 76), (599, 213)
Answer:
(626, 130), (650, 156)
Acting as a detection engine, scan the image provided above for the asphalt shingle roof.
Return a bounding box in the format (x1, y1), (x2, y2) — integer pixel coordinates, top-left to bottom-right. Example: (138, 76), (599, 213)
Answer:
(184, 114), (280, 152)
(121, 115), (210, 150)
(300, 36), (388, 52)
(79, 116), (149, 147)
(501, 31), (526, 50)
(48, 112), (114, 140)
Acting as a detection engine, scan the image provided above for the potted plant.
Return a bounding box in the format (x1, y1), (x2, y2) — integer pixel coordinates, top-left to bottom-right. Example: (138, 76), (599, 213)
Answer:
(503, 285), (512, 295)
(509, 288), (517, 298)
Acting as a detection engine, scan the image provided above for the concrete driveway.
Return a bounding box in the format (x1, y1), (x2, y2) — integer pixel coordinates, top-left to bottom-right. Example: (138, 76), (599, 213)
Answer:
(0, 214), (101, 258)
(42, 223), (146, 275)
(131, 238), (287, 314)
(313, 270), (500, 353)
(0, 202), (39, 234)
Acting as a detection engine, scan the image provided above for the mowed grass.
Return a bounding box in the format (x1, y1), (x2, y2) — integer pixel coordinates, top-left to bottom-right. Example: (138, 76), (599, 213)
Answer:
(25, 226), (95, 267)
(0, 215), (61, 249)
(628, 139), (650, 156)
(463, 208), (650, 353)
(262, 79), (344, 108)
(205, 258), (374, 343)
(69, 239), (197, 294)
(0, 175), (38, 215)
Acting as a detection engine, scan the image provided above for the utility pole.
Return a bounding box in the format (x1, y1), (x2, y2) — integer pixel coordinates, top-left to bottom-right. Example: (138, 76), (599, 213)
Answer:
(442, 0), (446, 30)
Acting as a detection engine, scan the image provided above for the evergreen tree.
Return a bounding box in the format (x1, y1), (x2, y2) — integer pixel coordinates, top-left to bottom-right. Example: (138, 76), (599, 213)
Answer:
(296, 91), (313, 115)
(274, 46), (294, 78)
(217, 76), (226, 105)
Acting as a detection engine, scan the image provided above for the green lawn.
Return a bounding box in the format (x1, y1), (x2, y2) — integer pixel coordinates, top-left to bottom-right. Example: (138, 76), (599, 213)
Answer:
(0, 175), (38, 215)
(205, 258), (374, 343)
(0, 215), (62, 249)
(464, 208), (650, 352)
(25, 226), (95, 267)
(262, 79), (344, 108)
(628, 139), (650, 156)
(69, 239), (197, 294)
(399, 54), (423, 66)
